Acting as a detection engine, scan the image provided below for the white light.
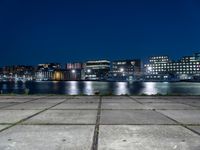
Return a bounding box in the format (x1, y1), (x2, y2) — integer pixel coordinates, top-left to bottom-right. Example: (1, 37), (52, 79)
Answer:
(120, 68), (124, 72)
(87, 69), (91, 73)
(147, 66), (152, 71)
(72, 69), (76, 73)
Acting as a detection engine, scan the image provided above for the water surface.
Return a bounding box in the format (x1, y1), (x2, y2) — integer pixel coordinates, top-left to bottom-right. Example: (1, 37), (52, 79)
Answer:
(0, 81), (200, 95)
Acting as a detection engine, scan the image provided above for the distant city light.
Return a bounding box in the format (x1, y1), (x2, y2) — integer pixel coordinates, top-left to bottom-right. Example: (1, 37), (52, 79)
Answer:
(147, 66), (152, 71)
(120, 68), (124, 72)
(87, 69), (91, 73)
(72, 69), (76, 73)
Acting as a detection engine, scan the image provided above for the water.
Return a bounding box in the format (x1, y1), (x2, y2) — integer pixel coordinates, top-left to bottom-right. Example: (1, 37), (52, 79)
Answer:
(0, 81), (200, 95)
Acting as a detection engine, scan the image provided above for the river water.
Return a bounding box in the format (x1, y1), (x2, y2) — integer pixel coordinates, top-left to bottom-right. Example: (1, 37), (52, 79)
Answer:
(0, 81), (200, 95)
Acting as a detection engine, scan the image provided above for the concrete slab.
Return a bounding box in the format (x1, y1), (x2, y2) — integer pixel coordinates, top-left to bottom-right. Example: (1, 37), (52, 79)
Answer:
(102, 99), (135, 103)
(24, 110), (97, 124)
(0, 125), (94, 150)
(52, 103), (98, 109)
(168, 99), (200, 103)
(187, 126), (200, 134)
(31, 99), (65, 103)
(3, 102), (55, 110)
(0, 96), (44, 99)
(0, 110), (40, 124)
(66, 98), (99, 103)
(101, 103), (145, 110)
(99, 125), (200, 150)
(158, 110), (200, 124)
(186, 102), (200, 108)
(143, 103), (196, 110)
(0, 102), (18, 109)
(73, 96), (99, 99)
(135, 98), (172, 103)
(100, 110), (176, 125)
(102, 96), (129, 99)
(0, 99), (33, 103)
(0, 125), (8, 130)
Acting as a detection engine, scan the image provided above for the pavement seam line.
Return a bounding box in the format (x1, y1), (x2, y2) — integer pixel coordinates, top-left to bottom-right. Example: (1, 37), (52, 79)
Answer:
(91, 96), (102, 150)
(128, 96), (143, 104)
(154, 110), (200, 137)
(0, 98), (68, 133)
(0, 96), (50, 109)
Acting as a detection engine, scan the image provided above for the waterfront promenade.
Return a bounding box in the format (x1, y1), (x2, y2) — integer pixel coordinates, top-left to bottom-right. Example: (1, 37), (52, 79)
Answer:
(0, 95), (200, 150)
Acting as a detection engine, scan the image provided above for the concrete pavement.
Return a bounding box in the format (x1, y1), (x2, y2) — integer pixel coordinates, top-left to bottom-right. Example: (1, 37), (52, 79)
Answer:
(0, 95), (200, 150)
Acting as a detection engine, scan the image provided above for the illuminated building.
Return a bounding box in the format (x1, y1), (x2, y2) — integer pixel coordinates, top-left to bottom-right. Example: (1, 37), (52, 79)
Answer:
(35, 63), (66, 81)
(0, 65), (35, 81)
(110, 59), (142, 81)
(84, 60), (110, 80)
(144, 53), (200, 81)
(37, 63), (61, 70)
(66, 62), (84, 80)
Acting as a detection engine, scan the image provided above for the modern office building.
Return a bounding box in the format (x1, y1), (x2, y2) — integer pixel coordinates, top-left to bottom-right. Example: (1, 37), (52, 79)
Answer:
(66, 62), (84, 80)
(144, 53), (200, 81)
(110, 59), (142, 81)
(84, 60), (110, 80)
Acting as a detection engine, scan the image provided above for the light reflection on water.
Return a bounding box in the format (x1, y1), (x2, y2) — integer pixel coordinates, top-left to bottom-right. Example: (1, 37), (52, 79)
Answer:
(67, 81), (79, 95)
(114, 82), (130, 95)
(0, 81), (200, 95)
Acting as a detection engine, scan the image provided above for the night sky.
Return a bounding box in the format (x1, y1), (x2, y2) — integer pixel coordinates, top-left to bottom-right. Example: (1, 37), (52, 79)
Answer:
(1, 0), (200, 66)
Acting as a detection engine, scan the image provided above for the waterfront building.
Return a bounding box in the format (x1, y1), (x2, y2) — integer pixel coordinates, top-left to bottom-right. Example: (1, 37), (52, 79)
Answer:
(37, 63), (61, 71)
(0, 65), (35, 81)
(110, 59), (142, 81)
(35, 63), (66, 81)
(84, 60), (110, 80)
(66, 62), (84, 80)
(144, 53), (200, 81)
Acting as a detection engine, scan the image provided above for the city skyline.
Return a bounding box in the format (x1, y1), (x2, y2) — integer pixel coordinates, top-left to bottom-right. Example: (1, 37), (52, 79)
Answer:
(0, 51), (199, 67)
(1, 0), (200, 66)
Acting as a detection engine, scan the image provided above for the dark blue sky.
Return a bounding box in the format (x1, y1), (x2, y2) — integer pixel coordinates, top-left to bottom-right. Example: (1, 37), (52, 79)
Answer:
(0, 0), (200, 66)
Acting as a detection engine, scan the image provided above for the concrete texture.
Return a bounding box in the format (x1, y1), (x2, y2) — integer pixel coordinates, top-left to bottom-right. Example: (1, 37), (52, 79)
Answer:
(52, 102), (98, 109)
(188, 126), (200, 134)
(101, 102), (145, 110)
(158, 110), (200, 124)
(102, 98), (135, 103)
(99, 125), (200, 150)
(143, 103), (196, 110)
(0, 125), (94, 150)
(24, 110), (97, 124)
(0, 95), (199, 150)
(100, 110), (176, 125)
(0, 102), (18, 108)
(0, 110), (40, 124)
(3, 102), (56, 110)
(0, 125), (8, 131)
(66, 98), (99, 103)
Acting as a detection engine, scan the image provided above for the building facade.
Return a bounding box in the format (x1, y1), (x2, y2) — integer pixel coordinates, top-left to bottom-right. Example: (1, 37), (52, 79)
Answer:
(110, 59), (142, 81)
(144, 53), (200, 81)
(84, 60), (110, 80)
(66, 62), (84, 80)
(35, 63), (66, 81)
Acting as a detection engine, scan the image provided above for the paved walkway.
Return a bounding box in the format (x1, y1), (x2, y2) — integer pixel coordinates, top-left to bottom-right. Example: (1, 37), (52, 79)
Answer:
(0, 95), (200, 150)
